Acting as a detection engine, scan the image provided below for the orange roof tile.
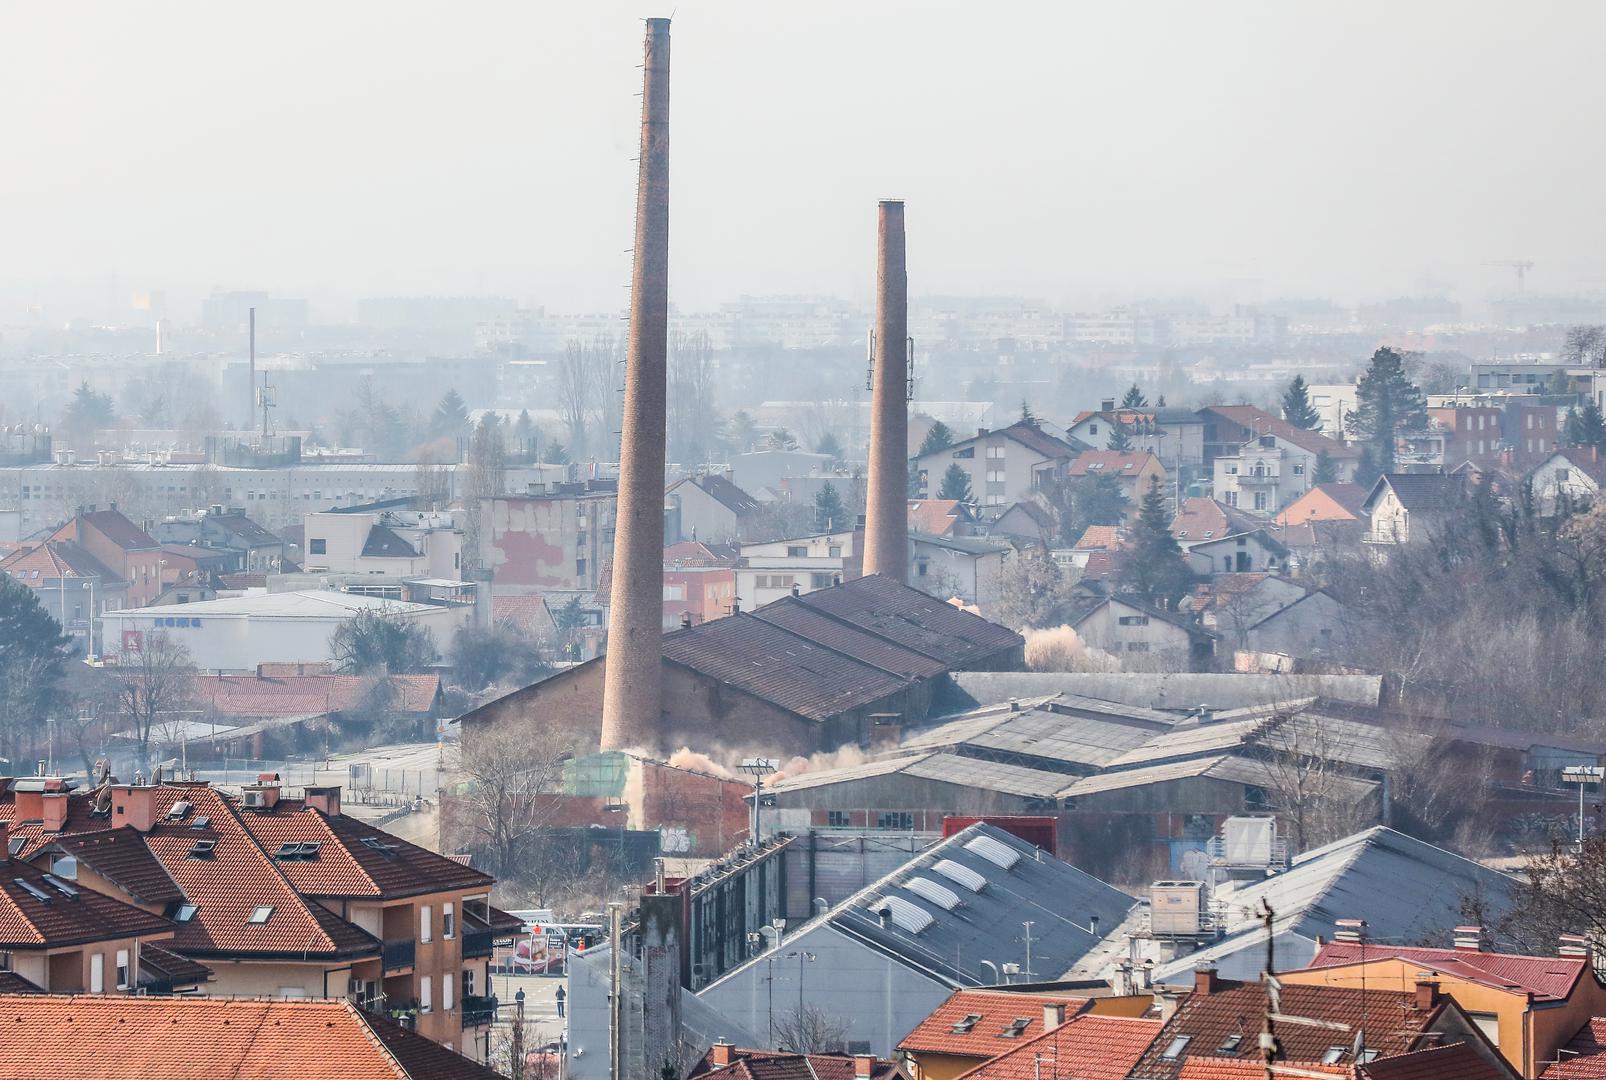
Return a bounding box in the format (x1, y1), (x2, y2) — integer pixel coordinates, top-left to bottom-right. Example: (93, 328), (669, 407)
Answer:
(1307, 941), (1585, 1002)
(0, 856), (175, 949)
(1073, 525), (1122, 551)
(0, 994), (503, 1079)
(236, 799), (491, 900)
(1069, 451), (1160, 477)
(899, 989), (1090, 1058)
(1362, 1043), (1512, 1079)
(955, 1014), (1163, 1080)
(1177, 1063), (1349, 1079)
(1544, 1018), (1606, 1079)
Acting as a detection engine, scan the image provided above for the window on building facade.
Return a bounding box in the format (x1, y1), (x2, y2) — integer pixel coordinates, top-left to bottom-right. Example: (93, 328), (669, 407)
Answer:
(877, 811), (914, 830)
(420, 905), (432, 943)
(308, 539), (326, 555)
(826, 811), (850, 827)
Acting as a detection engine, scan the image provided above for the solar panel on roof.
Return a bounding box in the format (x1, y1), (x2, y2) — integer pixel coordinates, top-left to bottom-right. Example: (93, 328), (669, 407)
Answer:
(931, 859), (987, 892)
(963, 835), (1021, 870)
(869, 894), (935, 934)
(901, 877), (961, 911)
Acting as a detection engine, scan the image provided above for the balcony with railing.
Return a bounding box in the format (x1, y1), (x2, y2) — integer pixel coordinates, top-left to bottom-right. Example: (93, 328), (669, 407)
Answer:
(461, 995), (498, 1030)
(382, 938), (416, 973)
(462, 927), (496, 959)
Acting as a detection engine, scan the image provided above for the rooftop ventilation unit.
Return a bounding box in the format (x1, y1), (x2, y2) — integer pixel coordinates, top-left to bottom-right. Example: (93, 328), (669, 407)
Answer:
(963, 835), (1021, 870)
(931, 859), (987, 892)
(901, 877), (961, 911)
(869, 895), (935, 935)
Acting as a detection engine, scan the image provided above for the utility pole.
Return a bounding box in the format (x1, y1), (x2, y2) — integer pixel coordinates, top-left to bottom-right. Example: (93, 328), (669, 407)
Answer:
(608, 902), (623, 1080)
(1022, 921), (1034, 980)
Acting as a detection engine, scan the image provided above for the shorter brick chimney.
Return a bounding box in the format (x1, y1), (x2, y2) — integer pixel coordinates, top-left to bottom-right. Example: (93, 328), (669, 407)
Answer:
(1414, 976), (1439, 1010)
(710, 1041), (735, 1067)
(111, 784), (159, 832)
(1042, 1002), (1067, 1032)
(0, 821), (9, 862)
(1194, 963), (1220, 996)
(1453, 926), (1488, 952)
(41, 792), (68, 833)
(304, 785), (341, 818)
(853, 1054), (876, 1080)
(1334, 918), (1367, 944)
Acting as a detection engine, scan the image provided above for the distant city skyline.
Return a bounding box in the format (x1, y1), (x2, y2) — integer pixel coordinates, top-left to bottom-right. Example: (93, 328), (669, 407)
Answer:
(5, 1), (1606, 320)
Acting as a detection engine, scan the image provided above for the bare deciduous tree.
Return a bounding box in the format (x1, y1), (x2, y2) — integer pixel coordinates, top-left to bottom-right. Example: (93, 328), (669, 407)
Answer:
(116, 631), (196, 774)
(450, 713), (581, 880)
(773, 1004), (851, 1055)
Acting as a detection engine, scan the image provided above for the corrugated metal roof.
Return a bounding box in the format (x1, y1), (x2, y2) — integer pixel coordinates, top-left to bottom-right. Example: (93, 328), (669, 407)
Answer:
(1149, 827), (1517, 988)
(901, 754), (1070, 799)
(751, 596), (948, 681)
(661, 614), (909, 723)
(794, 574), (1023, 667)
(1102, 717), (1276, 769)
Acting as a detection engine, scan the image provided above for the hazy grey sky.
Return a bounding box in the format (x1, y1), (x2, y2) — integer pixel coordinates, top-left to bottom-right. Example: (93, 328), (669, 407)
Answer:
(5, 1), (1605, 317)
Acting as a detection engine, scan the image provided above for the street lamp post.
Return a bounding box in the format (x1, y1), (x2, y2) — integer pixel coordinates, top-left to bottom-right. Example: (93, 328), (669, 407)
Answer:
(1562, 766), (1604, 849)
(738, 758), (778, 845)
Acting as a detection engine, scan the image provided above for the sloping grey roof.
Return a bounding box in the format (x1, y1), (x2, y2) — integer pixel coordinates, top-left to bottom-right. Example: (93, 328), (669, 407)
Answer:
(901, 698), (1171, 772)
(1364, 472), (1465, 512)
(360, 524), (419, 558)
(939, 672), (1385, 713)
(1102, 716), (1277, 770)
(795, 574), (1023, 667)
(751, 595), (948, 681)
(1149, 827), (1517, 988)
(1057, 753), (1378, 803)
(707, 823), (1133, 990)
(765, 751), (1069, 800)
(909, 531), (1011, 556)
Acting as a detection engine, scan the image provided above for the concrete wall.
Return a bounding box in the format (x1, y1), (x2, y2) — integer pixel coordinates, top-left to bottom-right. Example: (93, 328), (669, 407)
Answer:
(668, 482), (741, 544)
(479, 493), (616, 593)
(697, 922), (951, 1058)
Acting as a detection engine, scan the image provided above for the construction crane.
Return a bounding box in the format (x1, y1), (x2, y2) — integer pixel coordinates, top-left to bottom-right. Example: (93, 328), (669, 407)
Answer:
(1485, 259), (1535, 293)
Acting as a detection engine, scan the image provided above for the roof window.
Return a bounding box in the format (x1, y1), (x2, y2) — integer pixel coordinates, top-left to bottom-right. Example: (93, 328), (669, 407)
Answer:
(930, 859), (986, 892)
(167, 902), (199, 923)
(1000, 1018), (1031, 1039)
(40, 874), (78, 899)
(1217, 1034), (1243, 1054)
(189, 839), (216, 859)
(1321, 1047), (1348, 1064)
(191, 817), (211, 831)
(950, 1013), (982, 1035)
(275, 841), (321, 861)
(6, 838), (23, 857)
(248, 906), (274, 924)
(962, 835), (1021, 870)
(13, 879), (51, 903)
(167, 801), (192, 820)
(1162, 1036), (1192, 1060)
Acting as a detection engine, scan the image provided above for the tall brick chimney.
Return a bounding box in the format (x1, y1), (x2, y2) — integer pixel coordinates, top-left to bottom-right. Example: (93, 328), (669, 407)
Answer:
(861, 201), (909, 583)
(600, 17), (672, 753)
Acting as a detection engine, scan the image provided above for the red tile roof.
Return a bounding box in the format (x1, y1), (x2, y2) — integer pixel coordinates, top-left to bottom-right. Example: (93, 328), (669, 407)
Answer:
(184, 673), (442, 718)
(75, 509), (158, 550)
(908, 499), (974, 537)
(136, 942), (213, 989)
(1359, 1042), (1512, 1079)
(689, 1048), (905, 1080)
(1068, 451), (1161, 478)
(1202, 406), (1359, 458)
(1544, 1017), (1606, 1079)
(50, 827), (185, 905)
(954, 1013), (1162, 1080)
(1306, 942), (1586, 1002)
(1073, 525), (1122, 551)
(1177, 1063), (1349, 1079)
(235, 798), (491, 900)
(0, 541), (125, 585)
(0, 856), (175, 949)
(0, 994), (504, 1079)
(899, 989), (1090, 1057)
(1130, 980), (1442, 1079)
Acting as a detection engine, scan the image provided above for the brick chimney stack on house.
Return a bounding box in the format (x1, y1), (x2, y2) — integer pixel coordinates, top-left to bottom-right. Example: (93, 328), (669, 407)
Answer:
(110, 784), (159, 832)
(1413, 976), (1439, 1010)
(861, 200), (909, 583)
(303, 785), (341, 817)
(1193, 963), (1220, 996)
(853, 1054), (876, 1080)
(1042, 1002), (1067, 1032)
(600, 17), (672, 753)
(1560, 934), (1590, 957)
(710, 1041), (735, 1067)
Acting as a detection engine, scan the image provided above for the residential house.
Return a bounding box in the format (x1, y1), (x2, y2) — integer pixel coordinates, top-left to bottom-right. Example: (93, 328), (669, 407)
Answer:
(99, 589), (472, 672)
(736, 529), (861, 608)
(930, 1011), (1161, 1080)
(663, 553), (737, 629)
(1055, 524), (1125, 572)
(49, 509), (164, 607)
(477, 484), (617, 593)
(4, 776), (520, 1064)
(0, 541), (127, 654)
(1543, 1018), (1606, 1079)
(1213, 426), (1360, 514)
(908, 499), (979, 539)
(987, 500), (1056, 546)
(0, 995), (506, 1078)
(898, 988), (1154, 1080)
(1246, 588), (1346, 658)
(912, 421), (1085, 510)
(0, 814), (198, 995)
(302, 504), (465, 579)
(666, 473), (764, 543)
(1128, 970), (1514, 1079)
(694, 824), (1136, 1057)
(689, 1044), (906, 1079)
(1170, 498), (1265, 550)
(456, 574), (1023, 758)
(1182, 530), (1290, 576)
(154, 506), (286, 574)
(1067, 452), (1166, 518)
(1187, 575), (1307, 648)
(1070, 595), (1216, 671)
(1282, 934), (1606, 1078)
(1067, 407), (1169, 457)
(1361, 474), (1464, 545)
(1274, 483), (1370, 526)
(1526, 449), (1606, 517)
(909, 531), (1011, 608)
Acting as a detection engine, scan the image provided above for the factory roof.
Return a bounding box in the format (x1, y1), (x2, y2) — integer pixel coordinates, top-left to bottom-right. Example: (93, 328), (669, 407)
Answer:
(662, 614), (910, 723)
(97, 589), (435, 619)
(766, 751), (1069, 801)
(1150, 828), (1516, 987)
(908, 531), (1012, 556)
(900, 697), (1171, 772)
(794, 573), (1023, 668)
(751, 595), (948, 681)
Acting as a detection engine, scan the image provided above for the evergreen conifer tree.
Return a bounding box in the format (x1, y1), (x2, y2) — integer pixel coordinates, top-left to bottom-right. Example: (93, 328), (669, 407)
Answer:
(1282, 375), (1320, 429)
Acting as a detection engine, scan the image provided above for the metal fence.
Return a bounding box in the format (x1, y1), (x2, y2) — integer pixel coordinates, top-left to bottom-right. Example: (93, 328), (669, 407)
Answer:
(195, 757), (441, 806)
